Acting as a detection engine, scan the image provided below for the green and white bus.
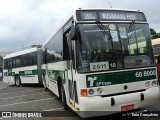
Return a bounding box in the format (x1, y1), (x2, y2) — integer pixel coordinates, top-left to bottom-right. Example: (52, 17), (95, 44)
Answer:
(42, 8), (160, 118)
(3, 47), (43, 87)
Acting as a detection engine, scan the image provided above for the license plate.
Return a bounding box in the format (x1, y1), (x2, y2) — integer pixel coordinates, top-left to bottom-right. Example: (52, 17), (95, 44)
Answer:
(121, 104), (134, 111)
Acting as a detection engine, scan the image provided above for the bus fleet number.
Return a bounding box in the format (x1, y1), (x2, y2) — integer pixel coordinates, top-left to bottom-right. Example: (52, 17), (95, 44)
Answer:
(92, 64), (107, 70)
(135, 70), (156, 78)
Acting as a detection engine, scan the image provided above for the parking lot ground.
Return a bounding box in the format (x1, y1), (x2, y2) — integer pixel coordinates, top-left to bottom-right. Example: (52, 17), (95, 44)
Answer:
(0, 81), (160, 120)
(0, 81), (81, 120)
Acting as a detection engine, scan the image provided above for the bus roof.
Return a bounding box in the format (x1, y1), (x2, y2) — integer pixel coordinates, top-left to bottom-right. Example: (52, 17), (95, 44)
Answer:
(75, 8), (142, 12)
(4, 47), (38, 59)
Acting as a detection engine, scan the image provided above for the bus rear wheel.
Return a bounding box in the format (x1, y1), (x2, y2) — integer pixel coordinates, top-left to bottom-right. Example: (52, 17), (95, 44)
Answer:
(61, 85), (69, 110)
(15, 76), (21, 87)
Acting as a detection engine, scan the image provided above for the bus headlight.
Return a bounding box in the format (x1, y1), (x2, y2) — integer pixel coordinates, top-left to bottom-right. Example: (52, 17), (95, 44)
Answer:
(97, 88), (103, 94)
(152, 81), (157, 86)
(88, 89), (94, 95)
(145, 81), (150, 87)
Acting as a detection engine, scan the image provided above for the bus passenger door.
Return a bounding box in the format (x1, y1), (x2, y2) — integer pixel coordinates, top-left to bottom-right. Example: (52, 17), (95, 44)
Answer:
(64, 32), (78, 108)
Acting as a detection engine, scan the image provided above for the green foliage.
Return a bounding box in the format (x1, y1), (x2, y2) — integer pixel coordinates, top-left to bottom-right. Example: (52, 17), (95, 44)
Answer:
(0, 56), (3, 66)
(150, 28), (156, 35)
(152, 34), (160, 39)
(150, 28), (160, 39)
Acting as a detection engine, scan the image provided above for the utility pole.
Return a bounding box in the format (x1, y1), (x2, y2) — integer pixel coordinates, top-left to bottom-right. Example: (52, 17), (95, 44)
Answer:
(108, 1), (112, 8)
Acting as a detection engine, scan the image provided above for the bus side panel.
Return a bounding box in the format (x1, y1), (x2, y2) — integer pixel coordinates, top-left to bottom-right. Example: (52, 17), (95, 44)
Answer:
(43, 61), (66, 97)
(3, 70), (15, 84)
(14, 66), (39, 84)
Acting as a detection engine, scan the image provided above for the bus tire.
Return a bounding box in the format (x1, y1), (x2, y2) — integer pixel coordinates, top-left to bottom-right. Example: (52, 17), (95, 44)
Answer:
(15, 76), (21, 87)
(61, 85), (69, 110)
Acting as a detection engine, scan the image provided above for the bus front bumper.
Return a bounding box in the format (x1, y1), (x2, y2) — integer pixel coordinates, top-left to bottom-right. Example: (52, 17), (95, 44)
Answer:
(78, 87), (160, 118)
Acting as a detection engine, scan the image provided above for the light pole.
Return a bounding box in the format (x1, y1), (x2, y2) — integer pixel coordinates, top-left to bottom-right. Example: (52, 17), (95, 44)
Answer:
(108, 1), (112, 8)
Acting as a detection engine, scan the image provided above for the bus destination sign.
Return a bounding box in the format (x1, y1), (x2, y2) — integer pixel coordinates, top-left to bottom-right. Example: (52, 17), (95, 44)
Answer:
(80, 12), (98, 20)
(76, 10), (147, 22)
(99, 12), (137, 20)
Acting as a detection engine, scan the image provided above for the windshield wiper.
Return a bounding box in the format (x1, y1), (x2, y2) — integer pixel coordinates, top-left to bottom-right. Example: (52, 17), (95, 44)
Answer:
(127, 20), (135, 33)
(95, 21), (112, 40)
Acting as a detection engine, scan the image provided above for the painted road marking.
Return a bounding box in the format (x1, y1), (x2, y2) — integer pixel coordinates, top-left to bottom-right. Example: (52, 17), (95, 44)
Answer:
(43, 107), (64, 111)
(0, 88), (43, 96)
(0, 97), (58, 108)
(0, 86), (39, 91)
(0, 92), (48, 100)
(0, 83), (12, 91)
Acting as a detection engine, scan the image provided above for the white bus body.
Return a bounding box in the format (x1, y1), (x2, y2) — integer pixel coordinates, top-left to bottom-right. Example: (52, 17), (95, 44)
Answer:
(3, 47), (43, 86)
(42, 8), (160, 118)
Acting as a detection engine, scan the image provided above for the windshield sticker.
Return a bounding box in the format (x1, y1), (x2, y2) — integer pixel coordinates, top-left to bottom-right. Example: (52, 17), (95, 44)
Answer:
(124, 55), (151, 68)
(109, 24), (116, 31)
(110, 31), (119, 42)
(90, 62), (109, 71)
(119, 27), (127, 38)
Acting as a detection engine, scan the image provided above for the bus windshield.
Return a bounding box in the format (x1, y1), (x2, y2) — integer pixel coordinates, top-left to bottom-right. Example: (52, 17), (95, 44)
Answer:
(76, 23), (154, 72)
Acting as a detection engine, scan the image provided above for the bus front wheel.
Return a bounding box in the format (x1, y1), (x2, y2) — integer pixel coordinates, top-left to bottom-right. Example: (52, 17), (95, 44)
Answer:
(15, 76), (21, 87)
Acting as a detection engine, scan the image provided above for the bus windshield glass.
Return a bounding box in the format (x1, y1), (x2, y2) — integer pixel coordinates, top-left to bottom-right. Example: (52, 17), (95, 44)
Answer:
(76, 23), (154, 72)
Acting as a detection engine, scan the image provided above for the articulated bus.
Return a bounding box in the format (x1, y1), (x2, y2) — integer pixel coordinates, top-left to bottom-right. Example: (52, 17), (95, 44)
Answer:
(3, 47), (43, 86)
(42, 8), (160, 118)
(152, 38), (160, 63)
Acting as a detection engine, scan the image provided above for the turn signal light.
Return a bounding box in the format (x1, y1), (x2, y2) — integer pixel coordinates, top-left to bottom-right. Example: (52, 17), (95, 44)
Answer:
(81, 89), (87, 96)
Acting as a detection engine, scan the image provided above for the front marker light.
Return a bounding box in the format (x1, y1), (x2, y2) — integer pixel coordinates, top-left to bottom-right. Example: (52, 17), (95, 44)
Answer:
(145, 81), (150, 87)
(97, 88), (103, 94)
(88, 89), (94, 95)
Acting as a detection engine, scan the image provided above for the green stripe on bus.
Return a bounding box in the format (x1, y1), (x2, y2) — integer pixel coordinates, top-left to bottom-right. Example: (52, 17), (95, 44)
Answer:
(4, 72), (15, 76)
(19, 70), (38, 76)
(86, 68), (156, 88)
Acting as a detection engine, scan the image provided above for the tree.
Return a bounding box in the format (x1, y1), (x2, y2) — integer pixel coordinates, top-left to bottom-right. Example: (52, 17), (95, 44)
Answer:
(0, 56), (3, 66)
(150, 28), (160, 39)
(150, 28), (156, 35)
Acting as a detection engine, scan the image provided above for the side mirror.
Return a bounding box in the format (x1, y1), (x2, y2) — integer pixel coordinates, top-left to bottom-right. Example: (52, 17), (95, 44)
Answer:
(70, 26), (78, 40)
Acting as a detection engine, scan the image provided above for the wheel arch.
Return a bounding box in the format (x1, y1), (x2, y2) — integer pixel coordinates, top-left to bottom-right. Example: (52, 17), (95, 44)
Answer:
(14, 74), (20, 80)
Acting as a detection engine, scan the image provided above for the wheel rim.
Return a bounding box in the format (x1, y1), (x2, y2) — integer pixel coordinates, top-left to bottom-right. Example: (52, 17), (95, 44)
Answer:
(16, 78), (20, 86)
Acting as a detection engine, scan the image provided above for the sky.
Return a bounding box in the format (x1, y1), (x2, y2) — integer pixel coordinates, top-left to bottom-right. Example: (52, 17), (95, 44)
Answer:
(0, 0), (160, 52)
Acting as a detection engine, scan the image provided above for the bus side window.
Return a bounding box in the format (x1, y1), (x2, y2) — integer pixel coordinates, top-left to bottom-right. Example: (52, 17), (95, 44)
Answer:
(7, 59), (12, 72)
(4, 60), (7, 70)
